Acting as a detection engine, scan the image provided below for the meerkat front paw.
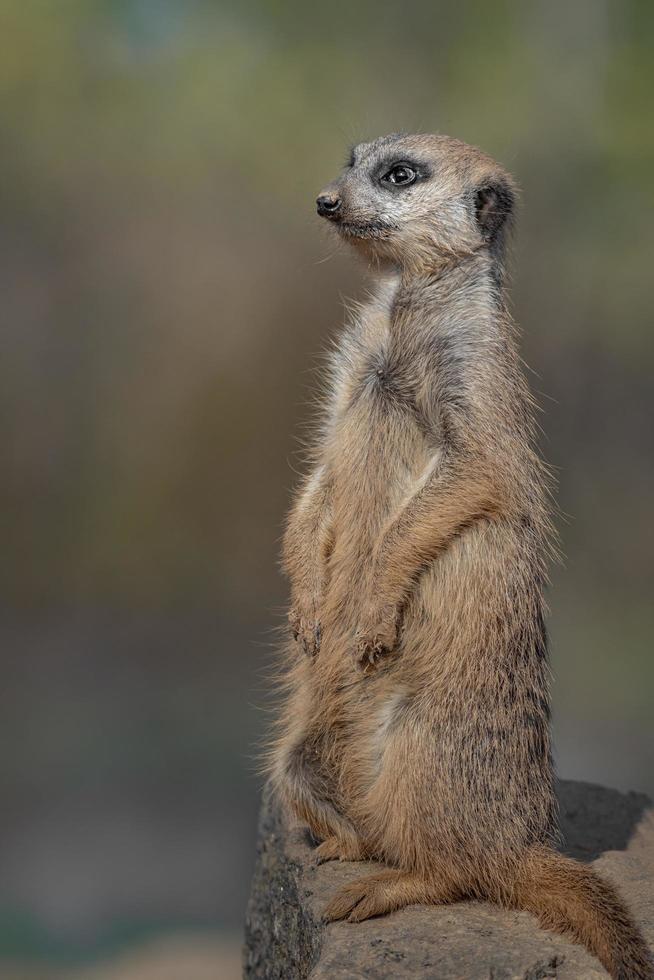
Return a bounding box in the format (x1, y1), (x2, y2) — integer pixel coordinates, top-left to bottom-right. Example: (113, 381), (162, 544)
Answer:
(354, 603), (401, 673)
(288, 606), (322, 658)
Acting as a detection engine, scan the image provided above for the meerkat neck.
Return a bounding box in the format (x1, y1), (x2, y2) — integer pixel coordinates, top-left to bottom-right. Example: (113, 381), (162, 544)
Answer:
(397, 250), (500, 294)
(388, 252), (508, 344)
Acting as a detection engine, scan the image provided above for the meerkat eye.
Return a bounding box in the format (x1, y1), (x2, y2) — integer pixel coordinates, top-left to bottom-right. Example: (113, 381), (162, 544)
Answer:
(380, 164), (417, 187)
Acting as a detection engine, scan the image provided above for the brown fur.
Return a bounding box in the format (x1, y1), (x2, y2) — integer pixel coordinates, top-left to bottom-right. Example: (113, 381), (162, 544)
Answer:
(268, 134), (653, 979)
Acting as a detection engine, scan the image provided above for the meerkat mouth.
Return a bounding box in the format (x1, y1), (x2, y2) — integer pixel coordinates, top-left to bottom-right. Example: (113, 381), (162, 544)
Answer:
(336, 219), (396, 240)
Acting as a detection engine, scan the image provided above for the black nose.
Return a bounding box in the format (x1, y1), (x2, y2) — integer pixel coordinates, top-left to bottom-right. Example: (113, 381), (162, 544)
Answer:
(316, 194), (341, 218)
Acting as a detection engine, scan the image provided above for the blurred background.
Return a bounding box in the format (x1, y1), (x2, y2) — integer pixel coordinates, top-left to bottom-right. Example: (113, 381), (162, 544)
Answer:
(0, 1), (652, 977)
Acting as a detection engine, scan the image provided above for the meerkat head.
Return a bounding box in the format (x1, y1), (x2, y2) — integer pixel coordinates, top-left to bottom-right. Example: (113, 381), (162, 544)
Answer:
(316, 133), (516, 274)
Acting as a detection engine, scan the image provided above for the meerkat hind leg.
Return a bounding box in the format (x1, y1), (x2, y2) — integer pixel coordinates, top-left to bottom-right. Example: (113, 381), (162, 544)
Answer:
(323, 869), (460, 923)
(276, 735), (362, 852)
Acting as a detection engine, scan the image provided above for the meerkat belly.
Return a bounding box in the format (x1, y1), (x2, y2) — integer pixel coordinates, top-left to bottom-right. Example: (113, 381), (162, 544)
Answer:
(340, 521), (551, 815)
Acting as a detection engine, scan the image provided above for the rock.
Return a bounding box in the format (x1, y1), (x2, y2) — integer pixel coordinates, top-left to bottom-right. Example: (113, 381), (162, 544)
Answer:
(243, 780), (654, 979)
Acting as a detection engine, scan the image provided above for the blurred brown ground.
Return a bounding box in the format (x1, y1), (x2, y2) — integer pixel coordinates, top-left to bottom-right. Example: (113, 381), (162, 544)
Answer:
(0, 935), (241, 980)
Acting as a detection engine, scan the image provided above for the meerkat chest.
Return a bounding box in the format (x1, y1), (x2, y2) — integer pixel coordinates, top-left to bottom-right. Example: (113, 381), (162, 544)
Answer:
(330, 310), (437, 443)
(325, 309), (440, 514)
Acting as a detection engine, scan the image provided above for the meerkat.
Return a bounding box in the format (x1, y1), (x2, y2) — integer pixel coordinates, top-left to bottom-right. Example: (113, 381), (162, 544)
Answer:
(269, 133), (653, 979)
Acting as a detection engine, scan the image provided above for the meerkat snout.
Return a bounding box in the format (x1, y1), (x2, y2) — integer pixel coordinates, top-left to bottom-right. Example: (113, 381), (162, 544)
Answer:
(316, 193), (341, 218)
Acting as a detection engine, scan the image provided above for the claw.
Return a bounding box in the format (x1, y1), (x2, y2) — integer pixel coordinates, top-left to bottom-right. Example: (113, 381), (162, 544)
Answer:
(289, 609), (322, 658)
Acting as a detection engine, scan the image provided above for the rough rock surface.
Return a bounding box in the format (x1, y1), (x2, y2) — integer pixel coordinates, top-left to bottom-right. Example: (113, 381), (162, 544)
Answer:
(243, 780), (654, 979)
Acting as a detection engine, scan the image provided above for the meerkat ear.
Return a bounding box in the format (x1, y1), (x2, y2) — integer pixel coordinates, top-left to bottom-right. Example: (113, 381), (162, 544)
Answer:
(474, 179), (515, 242)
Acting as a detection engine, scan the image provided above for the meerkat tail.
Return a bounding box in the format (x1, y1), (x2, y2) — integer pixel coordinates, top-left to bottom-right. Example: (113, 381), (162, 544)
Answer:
(509, 848), (654, 979)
